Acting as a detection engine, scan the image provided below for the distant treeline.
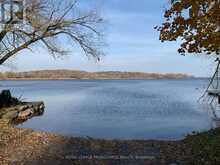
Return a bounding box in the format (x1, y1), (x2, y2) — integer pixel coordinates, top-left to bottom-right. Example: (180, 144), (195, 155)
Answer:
(0, 70), (193, 80)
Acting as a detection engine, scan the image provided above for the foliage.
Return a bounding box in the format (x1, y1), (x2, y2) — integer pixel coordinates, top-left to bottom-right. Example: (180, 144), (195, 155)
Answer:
(156, 0), (220, 55)
(0, 90), (20, 108)
(182, 128), (220, 164)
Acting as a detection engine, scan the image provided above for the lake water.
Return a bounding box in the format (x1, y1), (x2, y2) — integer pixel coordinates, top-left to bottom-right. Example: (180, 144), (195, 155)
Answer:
(0, 79), (217, 140)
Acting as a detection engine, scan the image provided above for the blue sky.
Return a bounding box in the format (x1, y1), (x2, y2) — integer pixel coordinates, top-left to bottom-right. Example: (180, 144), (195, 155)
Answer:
(0, 0), (215, 77)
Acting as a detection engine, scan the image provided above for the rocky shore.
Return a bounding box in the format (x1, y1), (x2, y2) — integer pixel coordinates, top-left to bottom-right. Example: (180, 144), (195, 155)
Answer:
(0, 90), (44, 124)
(0, 101), (44, 123)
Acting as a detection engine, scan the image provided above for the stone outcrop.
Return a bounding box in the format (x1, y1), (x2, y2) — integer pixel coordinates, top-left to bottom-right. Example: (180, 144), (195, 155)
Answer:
(0, 90), (44, 124)
(0, 102), (44, 124)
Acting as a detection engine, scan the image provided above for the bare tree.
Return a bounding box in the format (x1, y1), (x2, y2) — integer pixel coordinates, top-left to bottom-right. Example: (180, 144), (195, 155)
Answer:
(0, 0), (104, 65)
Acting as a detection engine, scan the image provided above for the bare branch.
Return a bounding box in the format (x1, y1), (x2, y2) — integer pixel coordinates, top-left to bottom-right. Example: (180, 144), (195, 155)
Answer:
(0, 0), (104, 65)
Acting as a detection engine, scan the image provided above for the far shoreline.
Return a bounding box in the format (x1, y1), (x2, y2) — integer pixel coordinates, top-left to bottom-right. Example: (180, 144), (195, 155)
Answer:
(0, 69), (194, 80)
(0, 77), (196, 81)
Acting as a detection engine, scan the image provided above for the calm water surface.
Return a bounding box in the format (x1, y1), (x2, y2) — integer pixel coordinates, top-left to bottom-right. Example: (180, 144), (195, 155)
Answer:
(0, 79), (216, 140)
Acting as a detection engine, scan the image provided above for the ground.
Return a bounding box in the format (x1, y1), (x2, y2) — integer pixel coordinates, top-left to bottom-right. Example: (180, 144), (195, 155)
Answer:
(0, 119), (220, 165)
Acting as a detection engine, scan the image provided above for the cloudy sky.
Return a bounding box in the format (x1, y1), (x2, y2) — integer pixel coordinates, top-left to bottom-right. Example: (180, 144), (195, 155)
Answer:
(0, 0), (215, 77)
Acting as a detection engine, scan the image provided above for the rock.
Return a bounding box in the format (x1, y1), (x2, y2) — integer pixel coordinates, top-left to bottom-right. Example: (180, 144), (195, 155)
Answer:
(29, 104), (34, 108)
(18, 105), (29, 111)
(18, 109), (33, 119)
(39, 104), (44, 110)
(0, 100), (45, 124)
(30, 108), (35, 114)
(1, 111), (18, 120)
